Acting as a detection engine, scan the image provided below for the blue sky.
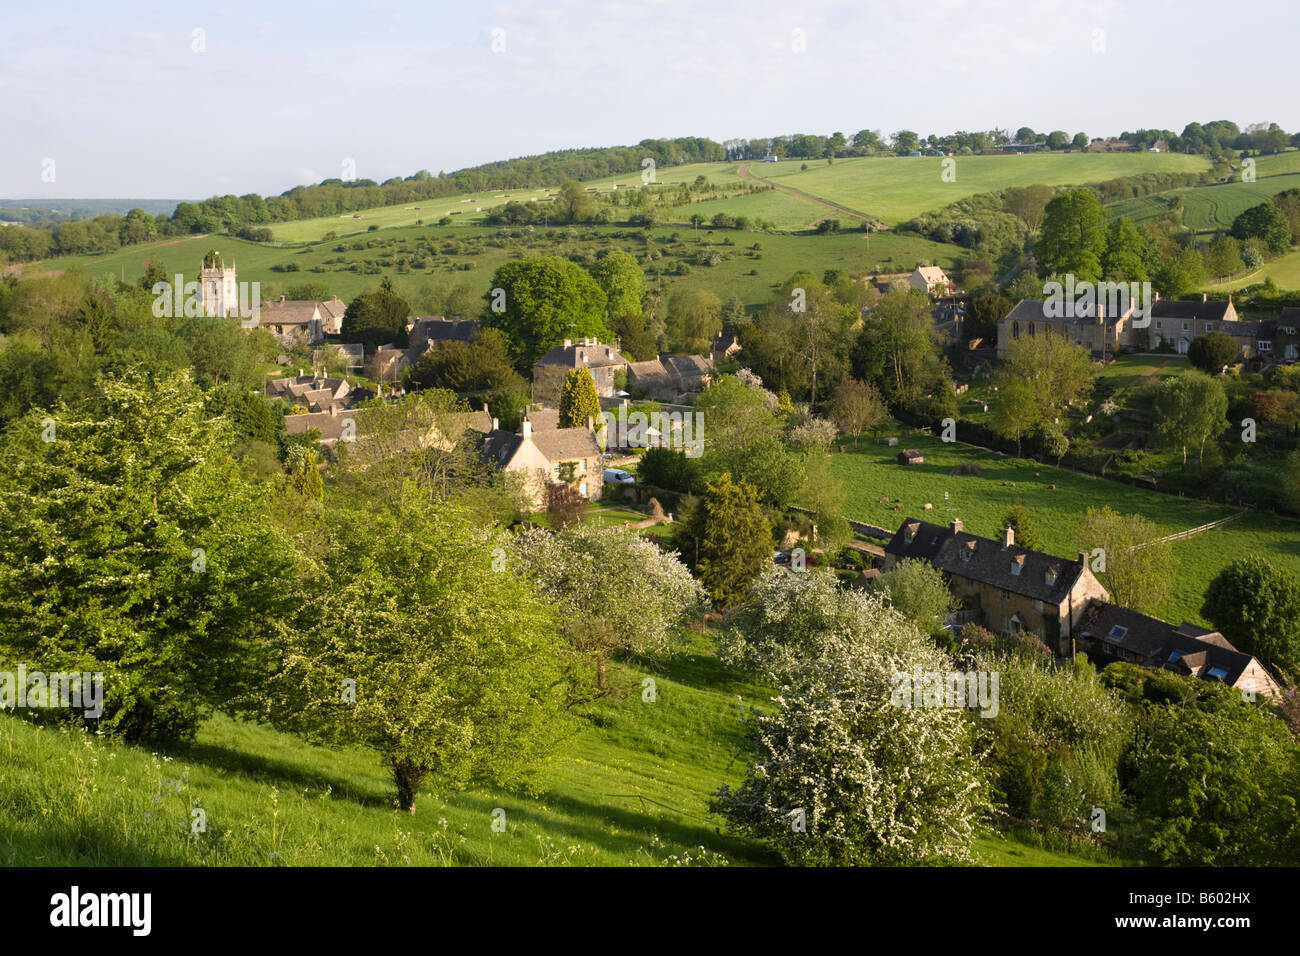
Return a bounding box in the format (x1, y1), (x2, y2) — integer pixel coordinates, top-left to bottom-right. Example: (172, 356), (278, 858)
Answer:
(2, 0), (1296, 199)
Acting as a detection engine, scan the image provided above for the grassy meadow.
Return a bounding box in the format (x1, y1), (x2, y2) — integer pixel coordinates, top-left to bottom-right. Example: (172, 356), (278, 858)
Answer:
(826, 427), (1300, 627)
(24, 222), (964, 311)
(753, 152), (1210, 224)
(0, 625), (1104, 867)
(1107, 171), (1300, 233)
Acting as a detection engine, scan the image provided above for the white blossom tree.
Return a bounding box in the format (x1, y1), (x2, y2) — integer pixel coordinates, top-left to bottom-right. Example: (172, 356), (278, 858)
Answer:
(508, 526), (704, 698)
(713, 572), (991, 865)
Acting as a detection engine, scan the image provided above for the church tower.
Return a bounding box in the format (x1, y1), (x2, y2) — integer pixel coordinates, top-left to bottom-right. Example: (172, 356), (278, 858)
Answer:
(199, 250), (237, 317)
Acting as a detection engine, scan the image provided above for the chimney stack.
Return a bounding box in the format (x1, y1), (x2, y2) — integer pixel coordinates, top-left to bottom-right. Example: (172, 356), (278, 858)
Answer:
(585, 415), (594, 432)
(522, 418), (532, 439)
(491, 417), (499, 431)
(1201, 293), (1208, 303)
(1078, 550), (1090, 569)
(950, 518), (963, 534)
(1002, 526), (1015, 548)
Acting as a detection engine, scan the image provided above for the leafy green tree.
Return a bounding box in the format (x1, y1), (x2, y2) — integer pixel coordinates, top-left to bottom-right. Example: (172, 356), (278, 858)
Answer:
(1202, 234), (1245, 281)
(637, 445), (701, 493)
(556, 180), (597, 224)
(1231, 201), (1292, 255)
(977, 650), (1132, 830)
(1073, 506), (1174, 614)
(851, 288), (949, 411)
(829, 378), (888, 448)
(870, 558), (955, 636)
(1102, 217), (1157, 280)
(1002, 502), (1042, 551)
(695, 374), (804, 508)
(288, 448), (323, 499)
(1187, 331), (1238, 373)
(1132, 696), (1300, 865)
(588, 250), (644, 327)
(990, 379), (1038, 457)
(176, 316), (271, 387)
(482, 256), (610, 365)
(712, 572), (990, 865)
(966, 288), (1012, 344)
(1202, 555), (1300, 676)
(259, 493), (572, 813)
(102, 328), (190, 376)
(559, 366), (602, 429)
(690, 472), (772, 609)
(0, 366), (294, 742)
(991, 333), (1094, 454)
(1037, 189), (1107, 281)
(666, 288), (723, 354)
(1003, 184), (1054, 233)
(407, 328), (524, 399)
(1153, 370), (1228, 464)
(340, 276), (410, 351)
(1154, 247), (1206, 299)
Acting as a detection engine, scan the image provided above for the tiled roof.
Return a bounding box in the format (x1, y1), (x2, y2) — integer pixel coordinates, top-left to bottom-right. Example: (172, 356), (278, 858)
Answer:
(534, 340), (625, 368)
(1150, 299), (1235, 322)
(885, 517), (1086, 603)
(1002, 299), (1126, 326)
(532, 427), (602, 462)
(261, 300), (321, 326)
(1078, 600), (1254, 686)
(663, 354), (712, 378)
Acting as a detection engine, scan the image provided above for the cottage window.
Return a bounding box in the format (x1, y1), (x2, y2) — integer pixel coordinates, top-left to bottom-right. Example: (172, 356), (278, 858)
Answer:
(1033, 599), (1043, 612)
(1009, 562), (1021, 576)
(579, 459), (586, 474)
(1000, 589), (1011, 601)
(1155, 321), (1162, 329)
(1108, 625), (1127, 641)
(1207, 666), (1228, 681)
(579, 481), (588, 496)
(1012, 321), (1020, 339)
(1259, 341), (1272, 352)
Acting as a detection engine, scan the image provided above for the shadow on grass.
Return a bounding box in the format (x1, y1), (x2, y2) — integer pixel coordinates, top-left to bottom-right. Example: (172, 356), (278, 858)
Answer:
(448, 788), (776, 866)
(0, 823), (190, 867)
(160, 738), (391, 810)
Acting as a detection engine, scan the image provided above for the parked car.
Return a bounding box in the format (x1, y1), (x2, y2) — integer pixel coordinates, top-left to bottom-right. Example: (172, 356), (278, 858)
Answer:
(603, 468), (635, 485)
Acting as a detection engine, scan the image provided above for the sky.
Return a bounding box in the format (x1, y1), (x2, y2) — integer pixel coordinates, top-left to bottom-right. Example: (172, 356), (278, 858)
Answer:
(1, 0), (1297, 200)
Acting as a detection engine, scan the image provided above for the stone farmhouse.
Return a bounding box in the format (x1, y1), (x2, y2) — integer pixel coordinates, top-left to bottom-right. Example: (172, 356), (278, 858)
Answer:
(1077, 600), (1282, 699)
(533, 338), (627, 399)
(883, 518), (1110, 654)
(910, 265), (951, 296)
(476, 413), (604, 508)
(1149, 296), (1240, 354)
(627, 354), (713, 401)
(997, 294), (1257, 359)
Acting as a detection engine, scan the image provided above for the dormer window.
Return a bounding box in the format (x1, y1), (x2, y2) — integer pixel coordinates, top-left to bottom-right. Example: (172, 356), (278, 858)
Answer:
(1108, 625), (1127, 641)
(1045, 569), (1056, 586)
(1010, 562), (1022, 576)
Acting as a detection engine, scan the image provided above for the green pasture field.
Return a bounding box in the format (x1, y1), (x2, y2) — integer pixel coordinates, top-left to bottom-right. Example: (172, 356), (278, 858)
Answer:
(751, 152), (1210, 224)
(826, 428), (1300, 626)
(24, 223), (965, 311)
(1107, 172), (1300, 233)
